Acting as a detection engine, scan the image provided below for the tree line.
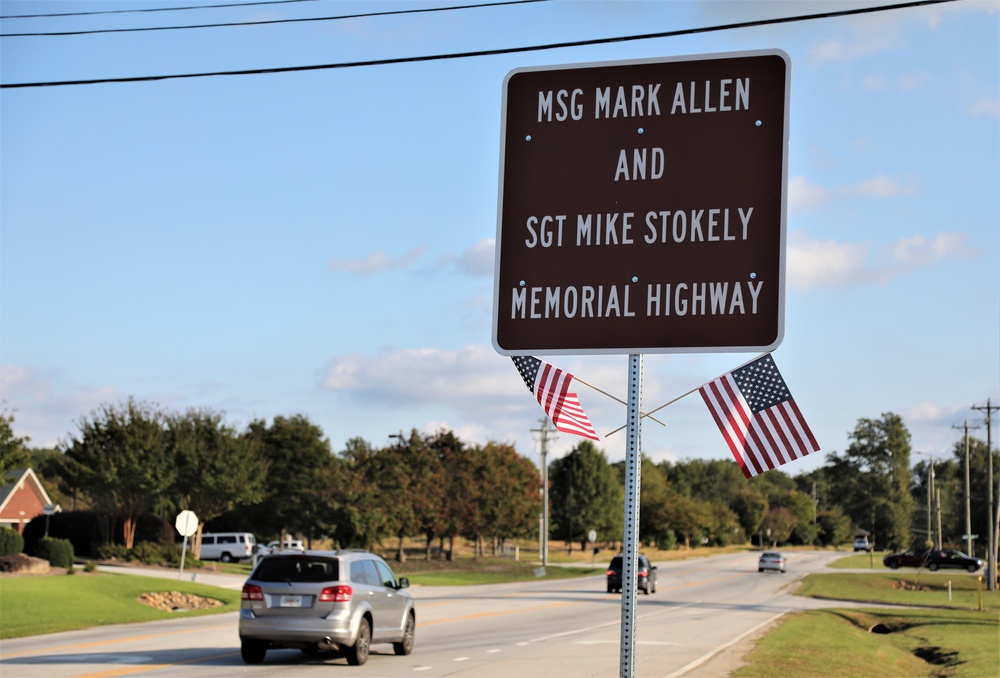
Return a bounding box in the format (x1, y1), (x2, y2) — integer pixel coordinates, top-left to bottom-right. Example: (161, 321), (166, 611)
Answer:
(3, 402), (997, 560)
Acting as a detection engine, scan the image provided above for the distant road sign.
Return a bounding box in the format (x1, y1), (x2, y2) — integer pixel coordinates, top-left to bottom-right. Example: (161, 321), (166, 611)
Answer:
(493, 50), (790, 355)
(175, 510), (198, 538)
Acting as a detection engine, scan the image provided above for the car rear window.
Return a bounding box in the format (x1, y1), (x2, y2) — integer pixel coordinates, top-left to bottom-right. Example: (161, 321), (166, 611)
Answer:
(610, 557), (623, 568)
(254, 556), (340, 583)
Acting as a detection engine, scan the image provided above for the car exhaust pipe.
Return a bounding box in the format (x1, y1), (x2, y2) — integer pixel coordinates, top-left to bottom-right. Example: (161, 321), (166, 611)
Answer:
(323, 636), (332, 646)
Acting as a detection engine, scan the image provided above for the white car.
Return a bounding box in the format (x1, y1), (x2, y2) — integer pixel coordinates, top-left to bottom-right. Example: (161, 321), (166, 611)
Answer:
(261, 539), (305, 554)
(853, 538), (873, 552)
(758, 551), (786, 573)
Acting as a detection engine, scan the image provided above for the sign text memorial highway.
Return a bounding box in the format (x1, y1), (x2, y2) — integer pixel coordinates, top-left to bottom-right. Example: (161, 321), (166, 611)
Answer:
(492, 50), (790, 355)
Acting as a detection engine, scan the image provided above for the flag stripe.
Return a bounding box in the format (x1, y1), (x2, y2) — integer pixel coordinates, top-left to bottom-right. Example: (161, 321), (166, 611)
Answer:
(698, 354), (820, 478)
(513, 355), (599, 442)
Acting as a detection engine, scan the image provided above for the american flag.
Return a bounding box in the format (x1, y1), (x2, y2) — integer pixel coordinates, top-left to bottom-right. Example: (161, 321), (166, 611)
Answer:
(512, 356), (599, 441)
(699, 354), (819, 478)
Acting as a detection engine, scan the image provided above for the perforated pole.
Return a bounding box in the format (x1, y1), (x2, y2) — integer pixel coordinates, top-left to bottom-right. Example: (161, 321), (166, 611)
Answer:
(619, 354), (643, 678)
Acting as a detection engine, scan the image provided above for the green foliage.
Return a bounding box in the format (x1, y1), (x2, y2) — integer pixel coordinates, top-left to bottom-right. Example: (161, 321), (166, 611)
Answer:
(168, 408), (268, 533)
(130, 541), (166, 565)
(35, 536), (74, 567)
(96, 543), (129, 560)
(0, 406), (31, 478)
(816, 507), (853, 547)
(0, 526), (25, 556)
(549, 441), (623, 549)
(62, 399), (176, 549)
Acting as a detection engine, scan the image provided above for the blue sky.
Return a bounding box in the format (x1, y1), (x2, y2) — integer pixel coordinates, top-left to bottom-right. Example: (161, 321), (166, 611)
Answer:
(2, 0), (997, 478)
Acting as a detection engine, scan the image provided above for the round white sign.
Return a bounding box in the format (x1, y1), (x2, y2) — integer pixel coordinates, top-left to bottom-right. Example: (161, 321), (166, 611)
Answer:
(588, 530), (597, 543)
(174, 510), (198, 537)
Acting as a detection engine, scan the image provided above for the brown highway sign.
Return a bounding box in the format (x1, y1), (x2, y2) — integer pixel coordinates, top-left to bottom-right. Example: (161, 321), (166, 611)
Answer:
(492, 50), (790, 356)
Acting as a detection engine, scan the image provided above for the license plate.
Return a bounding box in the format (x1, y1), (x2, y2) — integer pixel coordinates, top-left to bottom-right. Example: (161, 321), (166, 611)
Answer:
(279, 595), (303, 608)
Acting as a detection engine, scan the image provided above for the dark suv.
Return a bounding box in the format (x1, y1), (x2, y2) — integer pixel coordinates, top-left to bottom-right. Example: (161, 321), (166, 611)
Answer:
(606, 554), (657, 594)
(239, 550), (415, 666)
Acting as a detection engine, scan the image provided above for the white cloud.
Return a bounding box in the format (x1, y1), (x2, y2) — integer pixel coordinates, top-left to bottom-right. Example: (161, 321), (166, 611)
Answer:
(787, 236), (868, 290)
(0, 365), (120, 448)
(454, 239), (495, 278)
(788, 232), (969, 290)
(326, 245), (427, 275)
(862, 74), (887, 91)
(888, 233), (968, 266)
(968, 98), (1000, 118)
(846, 173), (918, 198)
(787, 176), (830, 214)
(897, 72), (930, 92)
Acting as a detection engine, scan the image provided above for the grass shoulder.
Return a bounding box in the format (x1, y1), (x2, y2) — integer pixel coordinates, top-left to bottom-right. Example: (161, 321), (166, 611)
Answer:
(0, 571), (241, 640)
(736, 569), (998, 677)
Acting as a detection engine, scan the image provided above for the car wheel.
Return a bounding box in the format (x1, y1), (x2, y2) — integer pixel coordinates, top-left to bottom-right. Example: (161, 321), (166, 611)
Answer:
(967, 564), (979, 573)
(240, 639), (267, 665)
(346, 617), (371, 666)
(927, 563), (938, 572)
(889, 562), (899, 569)
(221, 553), (232, 563)
(607, 585), (614, 593)
(393, 612), (415, 656)
(758, 568), (763, 572)
(650, 581), (656, 594)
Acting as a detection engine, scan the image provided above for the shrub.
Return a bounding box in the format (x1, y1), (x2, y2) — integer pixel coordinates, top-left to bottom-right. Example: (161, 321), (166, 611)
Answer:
(36, 537), (75, 568)
(131, 541), (166, 565)
(0, 526), (24, 556)
(83, 561), (97, 573)
(96, 543), (129, 561)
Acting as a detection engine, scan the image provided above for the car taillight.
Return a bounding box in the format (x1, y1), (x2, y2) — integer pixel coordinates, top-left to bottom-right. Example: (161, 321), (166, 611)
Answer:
(605, 570), (615, 576)
(638, 569), (649, 577)
(242, 584), (263, 601)
(319, 585), (352, 603)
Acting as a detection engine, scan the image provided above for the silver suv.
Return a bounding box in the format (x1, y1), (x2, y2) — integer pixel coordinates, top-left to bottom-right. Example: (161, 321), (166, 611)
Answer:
(238, 550), (415, 666)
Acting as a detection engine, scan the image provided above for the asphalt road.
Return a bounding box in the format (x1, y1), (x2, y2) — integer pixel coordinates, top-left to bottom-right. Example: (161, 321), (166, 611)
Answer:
(0, 550), (851, 678)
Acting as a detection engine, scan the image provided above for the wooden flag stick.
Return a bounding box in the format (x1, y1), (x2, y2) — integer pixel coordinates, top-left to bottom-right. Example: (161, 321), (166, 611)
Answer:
(573, 377), (666, 427)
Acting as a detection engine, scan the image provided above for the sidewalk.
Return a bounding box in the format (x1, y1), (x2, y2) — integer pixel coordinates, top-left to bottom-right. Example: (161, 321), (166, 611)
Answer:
(88, 562), (247, 590)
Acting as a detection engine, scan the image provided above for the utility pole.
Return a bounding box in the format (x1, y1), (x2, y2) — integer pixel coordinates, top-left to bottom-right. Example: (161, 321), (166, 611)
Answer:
(972, 399), (997, 591)
(531, 417), (555, 567)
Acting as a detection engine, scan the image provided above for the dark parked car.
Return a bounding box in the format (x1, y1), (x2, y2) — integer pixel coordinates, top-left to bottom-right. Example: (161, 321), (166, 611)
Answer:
(883, 548), (983, 572)
(606, 554), (657, 594)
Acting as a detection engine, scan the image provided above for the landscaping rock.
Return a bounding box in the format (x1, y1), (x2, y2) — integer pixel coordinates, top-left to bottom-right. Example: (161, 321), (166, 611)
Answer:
(137, 591), (224, 612)
(0, 554), (51, 574)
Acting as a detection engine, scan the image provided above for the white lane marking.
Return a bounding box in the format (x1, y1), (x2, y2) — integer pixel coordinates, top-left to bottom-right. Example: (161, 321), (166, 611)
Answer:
(661, 611), (787, 678)
(486, 648), (502, 653)
(453, 656), (470, 661)
(413, 666), (433, 672)
(530, 601), (699, 643)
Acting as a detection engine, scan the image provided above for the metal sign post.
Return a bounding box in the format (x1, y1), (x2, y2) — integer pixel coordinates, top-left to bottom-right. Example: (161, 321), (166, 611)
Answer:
(619, 355), (643, 677)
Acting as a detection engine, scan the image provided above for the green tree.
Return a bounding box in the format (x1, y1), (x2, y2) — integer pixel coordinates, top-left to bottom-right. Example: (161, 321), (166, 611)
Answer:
(549, 441), (622, 552)
(824, 413), (914, 551)
(470, 442), (541, 556)
(816, 507), (853, 547)
(62, 399), (175, 549)
(760, 507), (796, 546)
(939, 436), (998, 553)
(168, 408), (269, 556)
(731, 486), (769, 542)
(243, 415), (333, 542)
(0, 406), (30, 478)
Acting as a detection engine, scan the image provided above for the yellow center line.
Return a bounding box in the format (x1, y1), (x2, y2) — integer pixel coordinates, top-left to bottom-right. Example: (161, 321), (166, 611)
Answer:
(0, 622), (233, 659)
(71, 652), (240, 678)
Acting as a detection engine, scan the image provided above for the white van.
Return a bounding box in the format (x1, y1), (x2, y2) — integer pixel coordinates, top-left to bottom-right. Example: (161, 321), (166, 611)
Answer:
(199, 532), (257, 562)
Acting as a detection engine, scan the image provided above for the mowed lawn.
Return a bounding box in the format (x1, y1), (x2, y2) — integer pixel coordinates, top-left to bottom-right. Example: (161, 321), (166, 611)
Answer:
(0, 572), (241, 639)
(736, 569), (1000, 677)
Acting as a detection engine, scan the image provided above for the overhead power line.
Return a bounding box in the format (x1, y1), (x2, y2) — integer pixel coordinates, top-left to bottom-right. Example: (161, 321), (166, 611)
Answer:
(1, 0), (320, 20)
(0, 0), (959, 90)
(0, 0), (549, 36)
